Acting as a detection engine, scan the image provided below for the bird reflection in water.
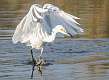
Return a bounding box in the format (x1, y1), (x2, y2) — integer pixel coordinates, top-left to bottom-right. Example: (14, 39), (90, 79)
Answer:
(31, 62), (43, 79)
(30, 49), (46, 79)
(30, 49), (52, 79)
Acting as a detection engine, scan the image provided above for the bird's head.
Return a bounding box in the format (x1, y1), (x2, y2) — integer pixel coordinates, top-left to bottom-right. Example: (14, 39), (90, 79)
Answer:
(53, 25), (68, 35)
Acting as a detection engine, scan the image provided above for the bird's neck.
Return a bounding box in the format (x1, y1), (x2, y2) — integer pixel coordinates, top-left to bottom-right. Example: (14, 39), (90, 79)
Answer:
(48, 31), (57, 42)
(44, 31), (57, 42)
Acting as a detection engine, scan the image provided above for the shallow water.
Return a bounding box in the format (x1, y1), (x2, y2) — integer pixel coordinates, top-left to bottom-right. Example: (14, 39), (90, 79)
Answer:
(0, 37), (109, 80)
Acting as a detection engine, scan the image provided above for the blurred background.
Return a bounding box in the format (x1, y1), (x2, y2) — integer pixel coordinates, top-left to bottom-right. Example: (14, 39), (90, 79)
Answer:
(0, 0), (109, 38)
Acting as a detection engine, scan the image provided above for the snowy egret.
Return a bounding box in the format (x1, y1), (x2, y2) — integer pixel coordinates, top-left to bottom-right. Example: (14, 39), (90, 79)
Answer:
(12, 4), (84, 65)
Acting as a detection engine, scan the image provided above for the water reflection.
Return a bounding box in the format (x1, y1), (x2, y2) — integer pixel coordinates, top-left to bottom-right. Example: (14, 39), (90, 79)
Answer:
(31, 64), (43, 79)
(88, 62), (109, 75)
(31, 47), (109, 80)
(0, 39), (109, 80)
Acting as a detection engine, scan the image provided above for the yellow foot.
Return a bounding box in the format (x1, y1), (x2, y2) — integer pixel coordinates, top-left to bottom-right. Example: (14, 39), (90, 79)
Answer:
(36, 57), (46, 66)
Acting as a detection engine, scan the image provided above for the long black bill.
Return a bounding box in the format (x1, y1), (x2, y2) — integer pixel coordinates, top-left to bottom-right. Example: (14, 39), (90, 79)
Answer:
(68, 33), (73, 38)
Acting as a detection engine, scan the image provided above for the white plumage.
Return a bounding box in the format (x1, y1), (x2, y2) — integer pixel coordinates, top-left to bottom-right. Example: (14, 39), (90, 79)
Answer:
(12, 4), (83, 51)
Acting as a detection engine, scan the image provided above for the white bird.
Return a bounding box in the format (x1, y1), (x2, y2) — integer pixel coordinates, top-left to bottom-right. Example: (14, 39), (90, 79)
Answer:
(12, 4), (84, 64)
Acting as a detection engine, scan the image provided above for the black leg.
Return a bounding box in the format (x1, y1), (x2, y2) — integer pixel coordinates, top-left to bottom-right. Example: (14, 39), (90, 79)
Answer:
(31, 64), (35, 79)
(30, 49), (36, 79)
(30, 49), (46, 78)
(31, 49), (36, 65)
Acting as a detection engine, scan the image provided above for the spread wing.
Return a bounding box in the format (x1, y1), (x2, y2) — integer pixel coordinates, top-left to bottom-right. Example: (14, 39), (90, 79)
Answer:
(12, 4), (48, 48)
(43, 4), (84, 35)
(12, 4), (84, 48)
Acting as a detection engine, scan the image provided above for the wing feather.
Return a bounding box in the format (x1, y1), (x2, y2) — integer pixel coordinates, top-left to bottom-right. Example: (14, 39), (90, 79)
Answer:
(43, 4), (84, 36)
(12, 4), (84, 48)
(12, 4), (48, 48)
